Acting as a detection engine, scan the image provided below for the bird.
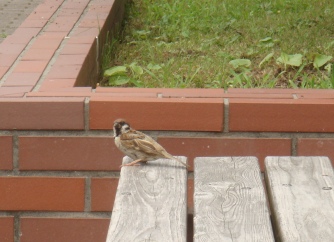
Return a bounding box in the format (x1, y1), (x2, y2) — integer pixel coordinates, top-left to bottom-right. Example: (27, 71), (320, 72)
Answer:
(113, 119), (189, 168)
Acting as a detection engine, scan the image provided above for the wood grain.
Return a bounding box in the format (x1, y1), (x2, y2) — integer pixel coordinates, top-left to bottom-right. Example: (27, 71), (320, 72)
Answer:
(194, 157), (274, 242)
(265, 156), (334, 242)
(106, 156), (188, 242)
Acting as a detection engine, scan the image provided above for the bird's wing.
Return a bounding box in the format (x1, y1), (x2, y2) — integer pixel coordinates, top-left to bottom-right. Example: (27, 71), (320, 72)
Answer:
(119, 130), (146, 140)
(119, 130), (188, 167)
(120, 130), (167, 157)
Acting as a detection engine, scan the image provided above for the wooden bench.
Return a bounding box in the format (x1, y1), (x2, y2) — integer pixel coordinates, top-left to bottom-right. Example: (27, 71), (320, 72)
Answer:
(194, 157), (275, 241)
(106, 156), (188, 242)
(265, 156), (334, 242)
(106, 156), (334, 242)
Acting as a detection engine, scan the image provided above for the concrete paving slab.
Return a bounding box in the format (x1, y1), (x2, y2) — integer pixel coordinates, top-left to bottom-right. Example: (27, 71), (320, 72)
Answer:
(0, 0), (44, 43)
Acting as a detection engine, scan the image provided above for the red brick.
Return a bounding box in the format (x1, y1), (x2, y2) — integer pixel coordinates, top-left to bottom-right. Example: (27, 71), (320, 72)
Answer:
(46, 65), (81, 79)
(92, 92), (157, 98)
(83, 12), (109, 20)
(95, 87), (167, 93)
(39, 79), (76, 91)
(13, 60), (49, 73)
(0, 87), (32, 97)
(90, 0), (115, 6)
(26, 9), (53, 20)
(38, 31), (67, 41)
(1, 33), (33, 44)
(57, 8), (83, 17)
(228, 93), (293, 99)
(289, 89), (334, 94)
(163, 90), (293, 99)
(94, 87), (293, 99)
(29, 37), (62, 49)
(31, 0), (63, 12)
(0, 67), (9, 78)
(0, 136), (13, 170)
(88, 4), (110, 13)
(296, 93), (334, 99)
(30, 6), (58, 19)
(19, 136), (123, 171)
(61, 44), (92, 55)
(47, 17), (79, 32)
(55, 54), (87, 65)
(21, 48), (55, 61)
(91, 178), (119, 211)
(21, 218), (109, 242)
(136, 88), (225, 98)
(298, 139), (334, 166)
(157, 137), (292, 171)
(0, 177), (84, 211)
(89, 97), (223, 131)
(38, 0), (64, 8)
(0, 43), (26, 55)
(0, 55), (17, 67)
(229, 99), (334, 132)
(78, 19), (104, 28)
(0, 217), (14, 242)
(94, 87), (161, 97)
(10, 28), (40, 41)
(66, 35), (97, 44)
(89, 4), (113, 13)
(19, 19), (48, 28)
(26, 90), (93, 97)
(63, 0), (90, 9)
(71, 27), (99, 38)
(0, 98), (84, 130)
(3, 73), (41, 86)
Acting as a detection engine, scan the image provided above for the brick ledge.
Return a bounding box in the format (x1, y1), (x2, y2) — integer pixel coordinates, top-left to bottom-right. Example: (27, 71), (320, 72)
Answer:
(0, 0), (334, 132)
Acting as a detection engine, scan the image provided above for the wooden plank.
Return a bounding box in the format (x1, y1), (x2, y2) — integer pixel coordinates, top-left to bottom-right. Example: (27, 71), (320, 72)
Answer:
(106, 156), (188, 242)
(265, 156), (334, 242)
(194, 157), (274, 242)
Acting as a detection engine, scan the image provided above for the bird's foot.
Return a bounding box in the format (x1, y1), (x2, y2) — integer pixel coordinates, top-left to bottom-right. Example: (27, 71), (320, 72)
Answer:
(120, 163), (141, 167)
(120, 159), (144, 168)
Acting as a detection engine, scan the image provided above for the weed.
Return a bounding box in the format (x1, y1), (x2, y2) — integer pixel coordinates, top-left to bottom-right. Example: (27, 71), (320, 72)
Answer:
(0, 32), (7, 38)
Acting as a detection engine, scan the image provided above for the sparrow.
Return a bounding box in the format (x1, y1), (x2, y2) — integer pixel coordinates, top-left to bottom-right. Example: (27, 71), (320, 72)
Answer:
(113, 119), (189, 168)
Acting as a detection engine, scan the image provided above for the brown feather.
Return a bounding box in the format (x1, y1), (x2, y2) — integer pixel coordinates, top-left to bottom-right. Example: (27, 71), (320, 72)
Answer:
(114, 120), (189, 168)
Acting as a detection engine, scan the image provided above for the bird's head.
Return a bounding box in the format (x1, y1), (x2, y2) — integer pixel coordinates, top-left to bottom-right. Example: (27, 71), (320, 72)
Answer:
(113, 119), (131, 137)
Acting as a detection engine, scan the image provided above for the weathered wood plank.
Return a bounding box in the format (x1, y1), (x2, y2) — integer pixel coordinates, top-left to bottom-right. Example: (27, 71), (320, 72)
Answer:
(106, 156), (188, 242)
(194, 157), (274, 242)
(265, 156), (334, 242)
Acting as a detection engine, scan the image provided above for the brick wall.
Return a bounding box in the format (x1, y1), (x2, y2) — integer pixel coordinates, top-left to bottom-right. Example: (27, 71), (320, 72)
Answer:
(1, 96), (334, 241)
(1, 0), (334, 241)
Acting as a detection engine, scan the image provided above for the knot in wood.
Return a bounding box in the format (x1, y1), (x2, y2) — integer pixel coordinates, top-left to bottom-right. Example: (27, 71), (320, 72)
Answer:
(322, 187), (332, 190)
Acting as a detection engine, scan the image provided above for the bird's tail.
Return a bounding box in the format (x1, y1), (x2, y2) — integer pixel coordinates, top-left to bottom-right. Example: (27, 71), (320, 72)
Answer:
(164, 153), (189, 168)
(174, 157), (190, 168)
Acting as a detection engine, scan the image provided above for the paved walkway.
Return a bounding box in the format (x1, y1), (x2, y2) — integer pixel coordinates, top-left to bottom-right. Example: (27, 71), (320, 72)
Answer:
(0, 0), (44, 43)
(0, 0), (118, 97)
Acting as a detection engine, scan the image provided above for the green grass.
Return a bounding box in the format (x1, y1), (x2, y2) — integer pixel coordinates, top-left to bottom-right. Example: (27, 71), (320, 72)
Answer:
(100, 0), (334, 88)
